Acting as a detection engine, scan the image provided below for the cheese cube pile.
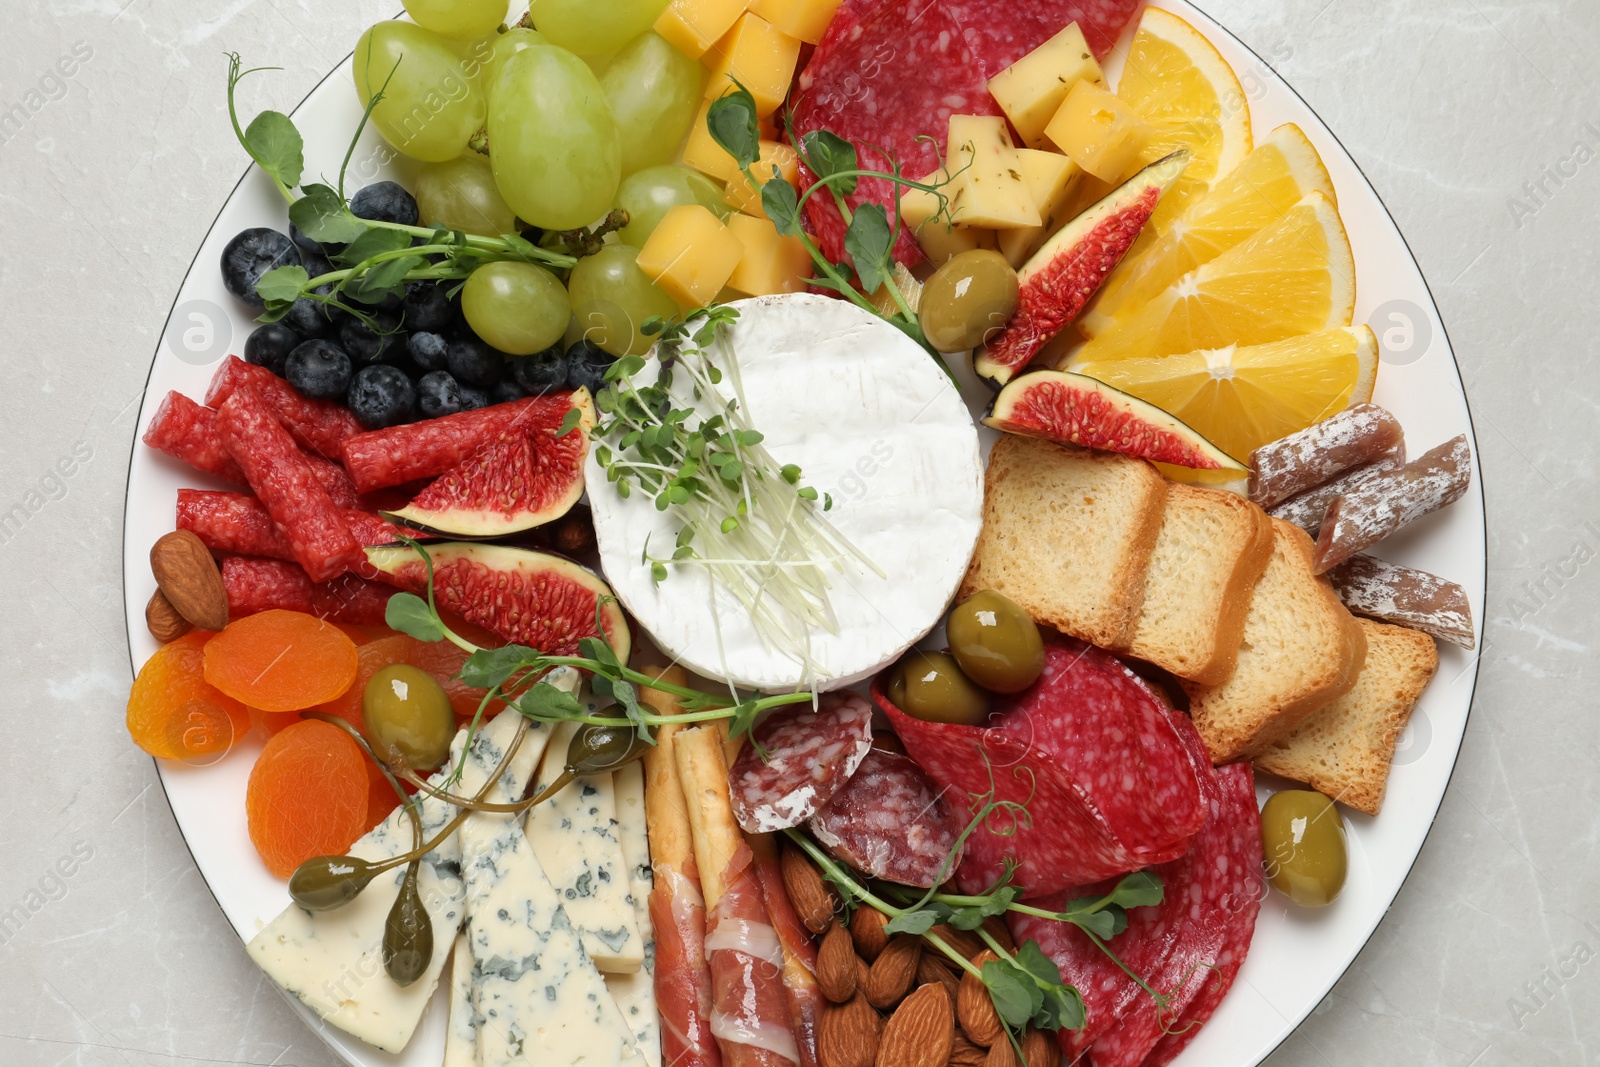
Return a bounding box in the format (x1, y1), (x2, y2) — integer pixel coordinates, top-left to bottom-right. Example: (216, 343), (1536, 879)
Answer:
(751, 0), (844, 44)
(945, 115), (1040, 230)
(656, 0), (749, 59)
(704, 12), (802, 116)
(726, 213), (813, 295)
(998, 149), (1082, 268)
(986, 24), (1105, 150)
(1045, 80), (1151, 182)
(638, 205), (746, 305)
(725, 140), (800, 215)
(898, 167), (999, 267)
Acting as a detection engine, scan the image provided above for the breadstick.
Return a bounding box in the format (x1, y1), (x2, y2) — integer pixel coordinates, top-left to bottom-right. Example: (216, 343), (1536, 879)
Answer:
(641, 667), (694, 875)
(674, 725), (745, 908)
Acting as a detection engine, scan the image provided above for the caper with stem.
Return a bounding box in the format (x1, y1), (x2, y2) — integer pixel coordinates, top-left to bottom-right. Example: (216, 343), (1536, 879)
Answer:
(383, 862), (433, 987)
(290, 855), (384, 911)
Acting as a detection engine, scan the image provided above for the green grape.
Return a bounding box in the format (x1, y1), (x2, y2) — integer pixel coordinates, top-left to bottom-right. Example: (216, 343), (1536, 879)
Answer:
(487, 46), (621, 229)
(355, 22), (486, 163)
(462, 262), (571, 355)
(466, 26), (549, 100)
(527, 0), (672, 55)
(567, 245), (679, 357)
(616, 165), (730, 248)
(414, 154), (518, 235)
(403, 0), (510, 39)
(602, 32), (703, 175)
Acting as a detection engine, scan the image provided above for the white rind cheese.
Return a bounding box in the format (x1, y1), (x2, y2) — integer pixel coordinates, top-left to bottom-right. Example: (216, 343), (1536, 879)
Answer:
(585, 294), (985, 691)
(523, 720), (645, 973)
(244, 707), (549, 1054)
(606, 760), (660, 1066)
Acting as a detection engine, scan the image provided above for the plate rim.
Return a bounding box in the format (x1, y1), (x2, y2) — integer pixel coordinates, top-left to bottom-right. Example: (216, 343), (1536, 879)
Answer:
(118, 6), (1488, 1065)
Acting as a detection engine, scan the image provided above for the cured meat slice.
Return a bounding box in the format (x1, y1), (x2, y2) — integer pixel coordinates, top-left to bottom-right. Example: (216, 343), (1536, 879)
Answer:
(1328, 553), (1475, 649)
(1248, 404), (1404, 509)
(177, 490), (413, 560)
(1313, 434), (1472, 573)
(220, 556), (394, 625)
(747, 836), (822, 1067)
(214, 387), (366, 582)
(729, 692), (874, 833)
(205, 356), (362, 459)
(706, 844), (802, 1067)
(807, 749), (963, 888)
(340, 393), (581, 492)
(650, 865), (722, 1067)
(876, 638), (1205, 895)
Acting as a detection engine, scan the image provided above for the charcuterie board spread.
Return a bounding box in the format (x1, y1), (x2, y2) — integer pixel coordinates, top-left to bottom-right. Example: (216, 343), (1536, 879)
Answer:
(124, 2), (1480, 1065)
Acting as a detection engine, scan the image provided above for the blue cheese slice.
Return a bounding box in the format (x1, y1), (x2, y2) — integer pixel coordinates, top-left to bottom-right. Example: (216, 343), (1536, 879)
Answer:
(605, 761), (660, 1065)
(444, 932), (478, 1067)
(585, 293), (985, 691)
(244, 706), (549, 1053)
(523, 720), (645, 973)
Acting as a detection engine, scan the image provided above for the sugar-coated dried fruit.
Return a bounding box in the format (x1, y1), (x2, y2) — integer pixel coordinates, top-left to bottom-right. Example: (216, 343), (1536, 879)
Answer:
(1328, 554), (1475, 649)
(203, 609), (359, 712)
(127, 631), (252, 761)
(1248, 403), (1404, 509)
(1313, 434), (1472, 573)
(1269, 444), (1405, 536)
(245, 719), (370, 877)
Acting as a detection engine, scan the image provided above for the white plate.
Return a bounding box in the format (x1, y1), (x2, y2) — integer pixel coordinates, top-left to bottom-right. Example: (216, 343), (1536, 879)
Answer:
(122, 5), (1486, 1065)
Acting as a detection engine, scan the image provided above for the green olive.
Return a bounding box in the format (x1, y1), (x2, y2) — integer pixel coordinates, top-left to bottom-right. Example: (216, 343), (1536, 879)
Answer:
(1260, 790), (1348, 908)
(362, 664), (456, 772)
(890, 650), (990, 726)
(918, 249), (1020, 353)
(946, 590), (1045, 694)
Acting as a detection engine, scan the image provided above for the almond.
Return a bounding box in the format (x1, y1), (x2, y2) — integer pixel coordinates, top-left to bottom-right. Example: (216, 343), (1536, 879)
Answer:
(958, 952), (1003, 1047)
(818, 921), (860, 1004)
(981, 916), (1016, 955)
(819, 992), (880, 1067)
(150, 531), (229, 632)
(930, 924), (986, 962)
(865, 935), (921, 1010)
(982, 1038), (1019, 1067)
(917, 954), (961, 1003)
(145, 588), (193, 643)
(851, 905), (891, 962)
(876, 983), (954, 1067)
(947, 1031), (988, 1067)
(782, 841), (838, 934)
(1020, 1028), (1061, 1067)
(857, 954), (872, 991)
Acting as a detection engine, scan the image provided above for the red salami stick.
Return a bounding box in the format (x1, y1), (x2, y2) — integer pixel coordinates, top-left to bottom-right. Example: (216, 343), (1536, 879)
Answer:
(213, 387), (365, 582)
(220, 556), (394, 625)
(177, 490), (416, 559)
(206, 356), (362, 459)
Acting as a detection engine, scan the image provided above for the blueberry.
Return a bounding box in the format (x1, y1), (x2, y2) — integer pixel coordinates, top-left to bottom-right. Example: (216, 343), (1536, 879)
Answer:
(458, 382), (493, 410)
(351, 181), (419, 227)
(566, 340), (616, 395)
(347, 364), (417, 429)
(493, 378), (528, 404)
(407, 331), (450, 372)
(341, 312), (406, 363)
(285, 339), (353, 401)
(403, 281), (455, 334)
(290, 221), (345, 259)
(220, 228), (301, 309)
(446, 336), (505, 386)
(417, 370), (464, 419)
(511, 345), (568, 395)
(244, 323), (301, 376)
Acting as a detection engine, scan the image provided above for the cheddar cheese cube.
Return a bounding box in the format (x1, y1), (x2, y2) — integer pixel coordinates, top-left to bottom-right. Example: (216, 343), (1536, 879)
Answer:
(750, 0), (844, 44)
(945, 115), (1041, 230)
(656, 0), (750, 59)
(681, 101), (744, 182)
(987, 23), (1105, 150)
(1044, 80), (1151, 183)
(724, 140), (801, 215)
(726, 213), (813, 294)
(997, 149), (1083, 268)
(703, 13), (802, 117)
(637, 205), (746, 305)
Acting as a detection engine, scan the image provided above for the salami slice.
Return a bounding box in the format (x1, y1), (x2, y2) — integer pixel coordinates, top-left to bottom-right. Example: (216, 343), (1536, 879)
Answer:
(876, 638), (1205, 896)
(205, 356), (362, 459)
(177, 490), (413, 560)
(729, 692), (874, 833)
(214, 387), (366, 582)
(807, 749), (963, 888)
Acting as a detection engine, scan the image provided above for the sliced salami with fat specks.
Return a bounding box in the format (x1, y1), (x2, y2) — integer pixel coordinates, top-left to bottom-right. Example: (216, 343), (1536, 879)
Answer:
(874, 638), (1206, 896)
(729, 693), (875, 834)
(807, 749), (963, 888)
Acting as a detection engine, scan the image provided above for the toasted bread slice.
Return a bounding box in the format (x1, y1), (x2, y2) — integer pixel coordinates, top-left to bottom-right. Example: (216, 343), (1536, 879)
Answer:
(961, 436), (1166, 649)
(1184, 518), (1367, 762)
(1255, 619), (1438, 815)
(1124, 485), (1276, 685)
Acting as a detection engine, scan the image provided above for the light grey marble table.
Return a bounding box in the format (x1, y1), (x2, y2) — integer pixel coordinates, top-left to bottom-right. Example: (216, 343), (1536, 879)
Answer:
(1, 1), (1595, 1064)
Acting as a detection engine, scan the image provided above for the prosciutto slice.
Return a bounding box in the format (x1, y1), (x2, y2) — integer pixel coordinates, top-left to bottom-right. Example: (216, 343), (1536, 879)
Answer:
(706, 845), (802, 1067)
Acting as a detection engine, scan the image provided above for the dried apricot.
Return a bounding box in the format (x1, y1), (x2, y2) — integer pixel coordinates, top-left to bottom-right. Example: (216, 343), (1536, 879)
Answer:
(203, 610), (359, 712)
(249, 708), (303, 738)
(127, 632), (251, 761)
(315, 635), (500, 731)
(246, 719), (369, 877)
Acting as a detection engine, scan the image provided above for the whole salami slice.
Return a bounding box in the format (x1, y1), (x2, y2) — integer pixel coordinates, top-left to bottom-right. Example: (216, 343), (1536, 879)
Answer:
(807, 749), (963, 888)
(729, 692), (874, 834)
(875, 638), (1205, 896)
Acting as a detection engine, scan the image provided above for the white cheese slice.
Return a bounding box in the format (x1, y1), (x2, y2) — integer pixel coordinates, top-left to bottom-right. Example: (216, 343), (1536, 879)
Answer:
(244, 706), (548, 1054)
(523, 720), (645, 973)
(585, 293), (985, 691)
(605, 760), (660, 1066)
(444, 932), (478, 1067)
